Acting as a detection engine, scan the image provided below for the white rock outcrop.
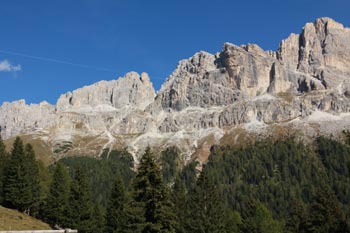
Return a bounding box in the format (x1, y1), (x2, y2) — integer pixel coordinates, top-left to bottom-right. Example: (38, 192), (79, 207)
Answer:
(1, 17), (350, 161)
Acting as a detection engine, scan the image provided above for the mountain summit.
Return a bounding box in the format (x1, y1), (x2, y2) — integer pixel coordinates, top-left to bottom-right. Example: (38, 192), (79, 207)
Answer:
(1, 17), (350, 163)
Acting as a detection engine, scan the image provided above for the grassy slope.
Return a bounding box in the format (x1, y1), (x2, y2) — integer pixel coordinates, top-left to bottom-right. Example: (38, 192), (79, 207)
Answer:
(4, 135), (54, 165)
(0, 206), (51, 231)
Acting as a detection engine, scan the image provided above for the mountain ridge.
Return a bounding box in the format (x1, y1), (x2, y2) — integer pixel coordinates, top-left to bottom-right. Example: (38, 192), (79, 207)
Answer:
(1, 17), (350, 163)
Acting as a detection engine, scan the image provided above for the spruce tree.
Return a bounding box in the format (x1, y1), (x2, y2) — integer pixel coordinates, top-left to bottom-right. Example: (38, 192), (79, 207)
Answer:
(3, 137), (24, 209)
(308, 189), (349, 233)
(44, 162), (71, 228)
(285, 201), (308, 233)
(106, 175), (128, 233)
(171, 175), (187, 233)
(67, 167), (94, 233)
(3, 137), (39, 213)
(184, 169), (228, 233)
(24, 143), (41, 215)
(90, 203), (105, 233)
(241, 201), (282, 233)
(127, 148), (177, 233)
(0, 134), (7, 204)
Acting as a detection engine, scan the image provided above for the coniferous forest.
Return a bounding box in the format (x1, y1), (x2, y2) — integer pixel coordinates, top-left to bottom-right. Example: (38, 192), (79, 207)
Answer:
(1, 134), (350, 232)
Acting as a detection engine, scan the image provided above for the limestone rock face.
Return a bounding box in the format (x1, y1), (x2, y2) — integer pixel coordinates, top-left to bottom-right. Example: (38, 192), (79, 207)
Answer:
(0, 72), (156, 146)
(0, 100), (56, 139)
(151, 51), (221, 111)
(1, 17), (350, 162)
(56, 71), (155, 112)
(277, 17), (350, 89)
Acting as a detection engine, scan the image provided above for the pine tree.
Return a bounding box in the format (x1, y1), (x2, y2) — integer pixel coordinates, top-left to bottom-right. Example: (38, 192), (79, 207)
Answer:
(285, 201), (308, 233)
(241, 201), (282, 233)
(24, 143), (41, 215)
(67, 167), (94, 233)
(106, 175), (128, 233)
(184, 169), (228, 233)
(3, 137), (24, 209)
(3, 137), (40, 213)
(0, 134), (7, 204)
(161, 147), (178, 184)
(90, 203), (105, 233)
(44, 162), (71, 228)
(127, 148), (177, 233)
(224, 209), (242, 233)
(308, 189), (349, 233)
(37, 159), (51, 218)
(171, 175), (187, 233)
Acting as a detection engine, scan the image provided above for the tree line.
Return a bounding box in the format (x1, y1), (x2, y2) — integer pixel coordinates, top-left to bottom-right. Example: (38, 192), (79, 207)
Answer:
(1, 134), (350, 232)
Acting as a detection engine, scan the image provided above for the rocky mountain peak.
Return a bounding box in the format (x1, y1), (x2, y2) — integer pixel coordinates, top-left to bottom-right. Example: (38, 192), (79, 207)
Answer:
(1, 17), (350, 163)
(277, 17), (350, 89)
(56, 71), (155, 113)
(314, 17), (346, 33)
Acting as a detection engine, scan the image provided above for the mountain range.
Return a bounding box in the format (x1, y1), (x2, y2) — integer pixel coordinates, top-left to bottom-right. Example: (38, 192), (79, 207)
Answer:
(1, 17), (350, 164)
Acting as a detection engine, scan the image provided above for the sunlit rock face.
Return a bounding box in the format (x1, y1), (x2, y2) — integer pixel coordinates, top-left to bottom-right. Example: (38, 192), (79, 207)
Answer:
(1, 18), (350, 162)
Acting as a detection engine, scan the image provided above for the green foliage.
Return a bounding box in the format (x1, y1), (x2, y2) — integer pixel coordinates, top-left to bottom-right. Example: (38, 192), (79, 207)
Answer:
(205, 138), (328, 218)
(284, 201), (308, 233)
(2, 137), (41, 214)
(160, 147), (180, 184)
(58, 149), (134, 207)
(105, 175), (128, 233)
(90, 203), (105, 233)
(179, 160), (198, 192)
(127, 148), (178, 233)
(241, 201), (282, 233)
(24, 144), (41, 215)
(315, 136), (350, 204)
(184, 170), (237, 233)
(2, 135), (350, 232)
(0, 135), (7, 204)
(202, 136), (350, 232)
(67, 167), (94, 233)
(37, 160), (51, 213)
(171, 175), (187, 233)
(307, 189), (348, 233)
(44, 162), (70, 228)
(224, 209), (242, 233)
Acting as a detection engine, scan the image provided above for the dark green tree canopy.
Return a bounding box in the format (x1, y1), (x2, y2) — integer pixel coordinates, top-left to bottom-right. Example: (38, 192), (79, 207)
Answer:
(105, 175), (128, 233)
(2, 137), (41, 214)
(44, 162), (71, 228)
(128, 147), (178, 233)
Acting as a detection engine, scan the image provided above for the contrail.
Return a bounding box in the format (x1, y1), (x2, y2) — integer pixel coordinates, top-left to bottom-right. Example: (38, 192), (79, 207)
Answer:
(0, 49), (116, 72)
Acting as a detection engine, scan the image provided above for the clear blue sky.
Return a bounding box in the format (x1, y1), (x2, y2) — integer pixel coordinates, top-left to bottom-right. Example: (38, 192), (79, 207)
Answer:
(0, 0), (349, 104)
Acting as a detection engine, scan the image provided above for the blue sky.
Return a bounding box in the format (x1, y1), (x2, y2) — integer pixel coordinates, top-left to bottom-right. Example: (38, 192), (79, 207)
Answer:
(0, 0), (349, 104)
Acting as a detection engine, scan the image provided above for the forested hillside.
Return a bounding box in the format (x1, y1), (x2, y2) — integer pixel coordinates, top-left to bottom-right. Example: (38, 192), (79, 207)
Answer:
(1, 134), (350, 232)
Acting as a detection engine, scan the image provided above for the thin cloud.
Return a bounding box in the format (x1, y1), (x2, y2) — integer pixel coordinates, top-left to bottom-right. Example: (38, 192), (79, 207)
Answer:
(0, 60), (21, 72)
(0, 49), (114, 72)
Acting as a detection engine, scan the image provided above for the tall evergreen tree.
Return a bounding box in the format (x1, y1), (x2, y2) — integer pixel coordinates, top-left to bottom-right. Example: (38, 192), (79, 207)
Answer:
(184, 169), (228, 233)
(160, 147), (179, 184)
(24, 143), (41, 215)
(37, 159), (51, 218)
(0, 134), (7, 204)
(90, 203), (105, 233)
(171, 175), (187, 233)
(3, 137), (40, 214)
(127, 147), (177, 233)
(67, 167), (94, 233)
(241, 201), (282, 233)
(106, 175), (128, 233)
(285, 201), (309, 233)
(3, 137), (25, 210)
(44, 162), (71, 228)
(307, 189), (349, 233)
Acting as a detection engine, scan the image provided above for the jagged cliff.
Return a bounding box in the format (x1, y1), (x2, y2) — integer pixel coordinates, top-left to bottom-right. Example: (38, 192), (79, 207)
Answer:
(1, 17), (350, 163)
